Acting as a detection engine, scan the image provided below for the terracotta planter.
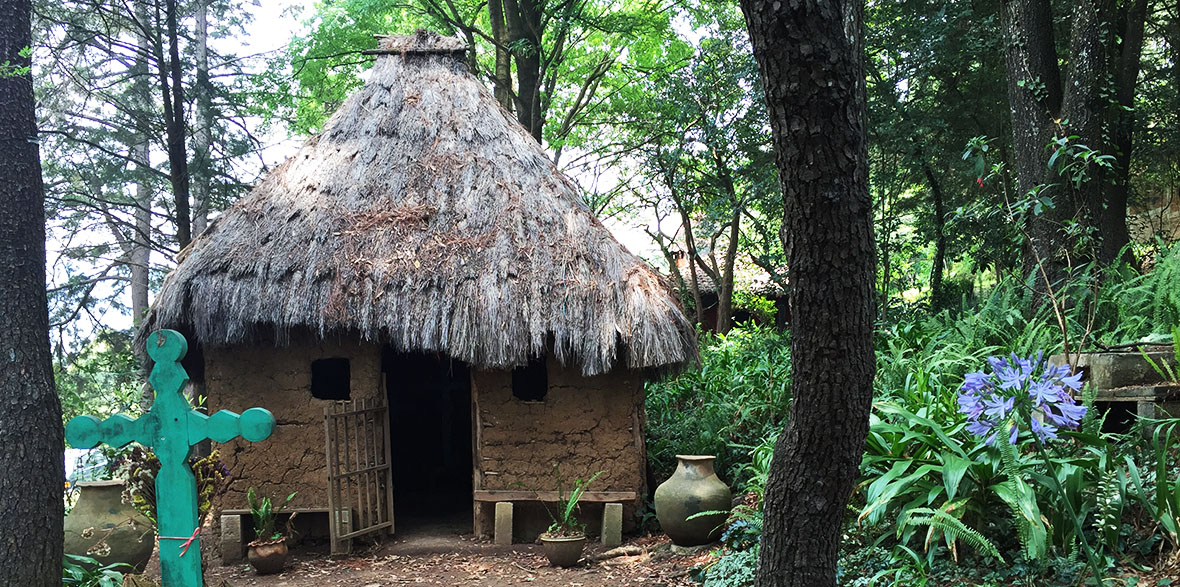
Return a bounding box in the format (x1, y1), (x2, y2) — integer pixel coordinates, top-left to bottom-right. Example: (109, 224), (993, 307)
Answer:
(247, 537), (288, 574)
(654, 455), (732, 546)
(540, 534), (586, 567)
(64, 480), (155, 573)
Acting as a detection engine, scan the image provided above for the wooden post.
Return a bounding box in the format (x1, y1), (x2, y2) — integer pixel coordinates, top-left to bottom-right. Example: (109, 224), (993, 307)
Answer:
(66, 330), (275, 587)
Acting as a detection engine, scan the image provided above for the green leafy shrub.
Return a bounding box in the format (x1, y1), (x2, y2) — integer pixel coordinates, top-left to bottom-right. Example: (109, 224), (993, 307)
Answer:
(645, 325), (790, 487)
(62, 554), (130, 587)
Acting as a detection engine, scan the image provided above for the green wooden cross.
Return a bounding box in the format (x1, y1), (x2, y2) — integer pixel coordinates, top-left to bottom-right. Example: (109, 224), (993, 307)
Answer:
(66, 329), (275, 586)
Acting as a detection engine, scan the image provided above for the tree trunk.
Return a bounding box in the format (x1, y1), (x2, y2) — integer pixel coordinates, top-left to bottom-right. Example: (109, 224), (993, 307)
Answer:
(155, 0), (191, 249)
(0, 0), (66, 582)
(1000, 0), (1071, 286)
(1104, 0), (1147, 268)
(503, 0), (543, 141)
(923, 161), (947, 308)
(740, 0), (876, 585)
(191, 0), (212, 237)
(131, 0), (152, 330)
(487, 0), (514, 111)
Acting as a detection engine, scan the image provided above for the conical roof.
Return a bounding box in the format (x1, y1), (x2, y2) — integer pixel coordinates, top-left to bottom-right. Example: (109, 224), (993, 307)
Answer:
(141, 30), (696, 375)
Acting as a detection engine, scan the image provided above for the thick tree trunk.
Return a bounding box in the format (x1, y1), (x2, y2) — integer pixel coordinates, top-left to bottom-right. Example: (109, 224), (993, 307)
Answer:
(0, 0), (66, 582)
(740, 0), (876, 585)
(1000, 0), (1071, 286)
(191, 0), (211, 237)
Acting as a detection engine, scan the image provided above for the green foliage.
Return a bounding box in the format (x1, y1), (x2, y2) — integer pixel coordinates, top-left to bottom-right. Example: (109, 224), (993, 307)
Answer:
(897, 507), (1003, 563)
(62, 554), (130, 587)
(1139, 326), (1180, 383)
(56, 329), (141, 427)
(542, 469), (604, 537)
(247, 488), (298, 542)
(645, 325), (790, 487)
(698, 546), (757, 587)
(121, 448), (230, 529)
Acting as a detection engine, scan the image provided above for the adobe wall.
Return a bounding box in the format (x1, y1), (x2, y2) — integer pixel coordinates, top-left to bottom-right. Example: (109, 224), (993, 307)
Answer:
(204, 337), (382, 511)
(472, 357), (647, 538)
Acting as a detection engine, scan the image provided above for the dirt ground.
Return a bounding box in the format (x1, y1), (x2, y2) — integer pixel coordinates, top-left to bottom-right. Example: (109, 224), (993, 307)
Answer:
(204, 530), (709, 587)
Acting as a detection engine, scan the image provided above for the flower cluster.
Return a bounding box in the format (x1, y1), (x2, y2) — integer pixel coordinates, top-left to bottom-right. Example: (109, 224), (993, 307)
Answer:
(957, 352), (1087, 444)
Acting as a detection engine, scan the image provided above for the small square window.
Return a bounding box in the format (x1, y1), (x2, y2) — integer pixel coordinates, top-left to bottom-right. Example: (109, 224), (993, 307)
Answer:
(512, 356), (547, 401)
(311, 358), (351, 400)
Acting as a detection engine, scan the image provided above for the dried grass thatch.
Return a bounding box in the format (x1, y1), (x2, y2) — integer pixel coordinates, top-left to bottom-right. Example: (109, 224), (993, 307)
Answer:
(140, 30), (696, 375)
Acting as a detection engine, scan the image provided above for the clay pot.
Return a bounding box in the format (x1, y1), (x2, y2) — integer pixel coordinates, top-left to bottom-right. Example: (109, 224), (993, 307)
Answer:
(64, 480), (155, 573)
(248, 537), (289, 574)
(540, 534), (586, 567)
(654, 455), (732, 546)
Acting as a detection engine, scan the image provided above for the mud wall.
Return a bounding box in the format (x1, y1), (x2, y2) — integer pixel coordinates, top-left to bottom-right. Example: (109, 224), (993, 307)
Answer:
(472, 357), (647, 537)
(205, 336), (382, 511)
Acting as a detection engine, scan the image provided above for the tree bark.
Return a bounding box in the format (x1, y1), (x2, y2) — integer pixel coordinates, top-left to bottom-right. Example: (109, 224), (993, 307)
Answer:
(923, 161), (947, 308)
(502, 0), (543, 141)
(154, 0), (191, 248)
(0, 0), (66, 582)
(1103, 0), (1147, 268)
(740, 0), (876, 585)
(1000, 0), (1072, 285)
(191, 0), (212, 237)
(487, 0), (515, 111)
(131, 0), (153, 329)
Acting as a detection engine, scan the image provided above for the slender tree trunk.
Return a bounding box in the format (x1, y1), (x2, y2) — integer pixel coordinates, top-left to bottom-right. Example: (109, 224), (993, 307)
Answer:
(131, 0), (152, 329)
(740, 0), (876, 585)
(154, 0), (191, 248)
(716, 207), (742, 334)
(1104, 0), (1147, 268)
(923, 161), (947, 308)
(503, 0), (543, 141)
(191, 0), (211, 237)
(487, 0), (514, 111)
(0, 0), (65, 582)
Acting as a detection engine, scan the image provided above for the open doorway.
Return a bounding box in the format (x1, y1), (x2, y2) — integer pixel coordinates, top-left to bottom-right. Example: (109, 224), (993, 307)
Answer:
(382, 349), (473, 534)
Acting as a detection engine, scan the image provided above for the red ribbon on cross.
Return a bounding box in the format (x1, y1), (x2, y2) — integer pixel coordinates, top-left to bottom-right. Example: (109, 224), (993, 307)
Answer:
(159, 527), (200, 557)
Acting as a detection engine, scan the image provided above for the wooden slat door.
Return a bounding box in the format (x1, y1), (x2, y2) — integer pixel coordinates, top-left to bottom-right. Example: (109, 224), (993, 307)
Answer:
(324, 396), (395, 554)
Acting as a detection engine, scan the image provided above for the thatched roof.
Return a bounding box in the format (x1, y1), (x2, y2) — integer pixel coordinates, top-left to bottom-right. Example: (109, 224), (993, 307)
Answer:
(140, 30), (696, 375)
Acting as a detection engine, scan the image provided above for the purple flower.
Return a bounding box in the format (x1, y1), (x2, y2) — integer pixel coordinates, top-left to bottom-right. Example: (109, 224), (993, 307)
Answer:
(958, 352), (1087, 445)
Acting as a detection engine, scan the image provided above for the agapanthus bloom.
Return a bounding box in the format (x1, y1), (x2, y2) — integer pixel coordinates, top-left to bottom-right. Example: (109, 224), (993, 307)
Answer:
(958, 352), (1087, 444)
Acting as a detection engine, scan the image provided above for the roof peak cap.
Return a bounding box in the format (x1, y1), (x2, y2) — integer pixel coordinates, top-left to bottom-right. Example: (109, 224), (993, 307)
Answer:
(366, 30), (469, 57)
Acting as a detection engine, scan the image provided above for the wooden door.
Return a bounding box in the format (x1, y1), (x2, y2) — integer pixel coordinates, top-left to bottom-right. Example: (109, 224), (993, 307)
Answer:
(324, 396), (394, 554)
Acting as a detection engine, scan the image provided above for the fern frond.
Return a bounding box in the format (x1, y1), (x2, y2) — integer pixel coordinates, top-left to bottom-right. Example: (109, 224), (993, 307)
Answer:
(898, 507), (1004, 563)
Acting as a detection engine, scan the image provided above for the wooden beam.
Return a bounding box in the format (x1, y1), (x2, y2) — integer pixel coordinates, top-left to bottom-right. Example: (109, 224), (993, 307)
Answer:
(472, 490), (638, 503)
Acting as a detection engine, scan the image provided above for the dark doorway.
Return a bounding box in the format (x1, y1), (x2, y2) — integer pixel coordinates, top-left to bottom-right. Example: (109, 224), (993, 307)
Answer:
(383, 349), (473, 533)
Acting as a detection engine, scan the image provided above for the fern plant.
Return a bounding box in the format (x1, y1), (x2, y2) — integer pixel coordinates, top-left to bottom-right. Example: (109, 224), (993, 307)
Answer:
(897, 506), (1003, 563)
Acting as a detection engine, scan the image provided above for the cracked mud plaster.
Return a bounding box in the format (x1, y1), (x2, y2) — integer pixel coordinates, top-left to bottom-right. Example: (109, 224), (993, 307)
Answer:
(204, 337), (382, 510)
(474, 356), (645, 492)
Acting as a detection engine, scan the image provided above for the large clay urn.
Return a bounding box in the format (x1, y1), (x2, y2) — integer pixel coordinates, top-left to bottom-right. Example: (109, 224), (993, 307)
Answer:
(64, 480), (155, 572)
(654, 455), (732, 546)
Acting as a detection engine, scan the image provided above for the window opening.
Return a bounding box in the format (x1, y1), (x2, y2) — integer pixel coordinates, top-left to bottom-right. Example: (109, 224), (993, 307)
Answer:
(511, 356), (547, 401)
(311, 358), (351, 400)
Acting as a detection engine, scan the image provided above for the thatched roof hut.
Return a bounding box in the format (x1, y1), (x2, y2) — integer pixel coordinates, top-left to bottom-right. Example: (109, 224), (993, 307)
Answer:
(141, 30), (695, 376)
(140, 31), (698, 551)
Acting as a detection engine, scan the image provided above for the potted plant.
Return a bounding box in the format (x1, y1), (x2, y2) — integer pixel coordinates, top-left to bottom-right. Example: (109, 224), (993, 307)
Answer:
(538, 470), (603, 567)
(246, 488), (297, 575)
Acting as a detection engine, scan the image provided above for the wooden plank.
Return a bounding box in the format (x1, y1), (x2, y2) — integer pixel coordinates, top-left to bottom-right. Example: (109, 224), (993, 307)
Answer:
(325, 403), (340, 555)
(336, 520), (394, 540)
(222, 508), (329, 516)
(472, 490), (639, 503)
(380, 399), (395, 535)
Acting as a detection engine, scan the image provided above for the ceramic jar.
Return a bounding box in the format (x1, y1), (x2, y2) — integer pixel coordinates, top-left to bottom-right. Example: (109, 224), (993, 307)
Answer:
(653, 455), (732, 546)
(64, 480), (155, 572)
